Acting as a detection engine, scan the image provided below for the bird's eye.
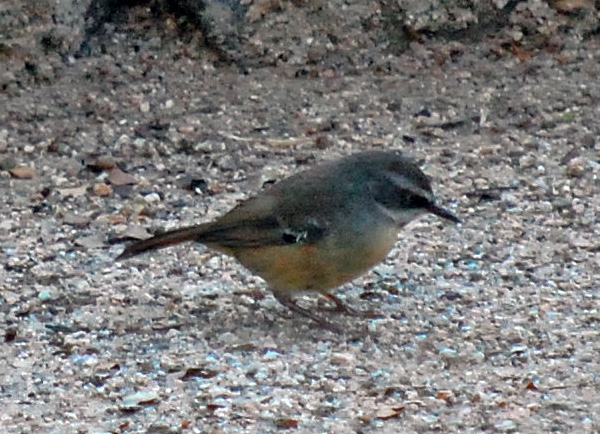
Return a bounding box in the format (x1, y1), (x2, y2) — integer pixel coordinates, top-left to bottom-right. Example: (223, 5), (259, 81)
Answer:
(406, 193), (428, 209)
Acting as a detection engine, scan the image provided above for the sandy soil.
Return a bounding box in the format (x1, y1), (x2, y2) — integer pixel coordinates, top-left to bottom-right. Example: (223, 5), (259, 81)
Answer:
(1, 1), (599, 433)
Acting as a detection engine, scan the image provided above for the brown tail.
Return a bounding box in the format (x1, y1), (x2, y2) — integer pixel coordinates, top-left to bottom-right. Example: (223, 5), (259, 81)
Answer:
(117, 224), (211, 260)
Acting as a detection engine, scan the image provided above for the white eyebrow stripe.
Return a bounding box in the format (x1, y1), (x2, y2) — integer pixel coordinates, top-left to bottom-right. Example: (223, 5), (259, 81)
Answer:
(385, 172), (434, 201)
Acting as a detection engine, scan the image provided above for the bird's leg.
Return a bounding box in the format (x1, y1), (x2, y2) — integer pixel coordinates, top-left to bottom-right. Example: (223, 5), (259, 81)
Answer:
(321, 294), (384, 319)
(272, 292), (341, 333)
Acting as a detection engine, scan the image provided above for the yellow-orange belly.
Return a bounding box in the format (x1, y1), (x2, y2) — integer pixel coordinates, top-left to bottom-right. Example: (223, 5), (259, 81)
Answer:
(217, 224), (399, 295)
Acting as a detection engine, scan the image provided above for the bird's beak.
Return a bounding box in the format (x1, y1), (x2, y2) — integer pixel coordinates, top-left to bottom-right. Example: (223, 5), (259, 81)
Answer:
(427, 203), (461, 224)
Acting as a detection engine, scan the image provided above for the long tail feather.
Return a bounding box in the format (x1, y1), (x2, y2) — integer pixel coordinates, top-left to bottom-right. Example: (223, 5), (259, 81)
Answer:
(117, 224), (210, 260)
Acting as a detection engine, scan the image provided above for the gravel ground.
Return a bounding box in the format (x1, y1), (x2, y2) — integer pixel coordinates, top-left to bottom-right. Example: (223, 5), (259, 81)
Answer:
(1, 1), (599, 433)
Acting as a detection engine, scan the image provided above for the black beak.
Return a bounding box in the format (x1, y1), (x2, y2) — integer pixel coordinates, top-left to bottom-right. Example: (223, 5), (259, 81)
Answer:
(427, 203), (461, 224)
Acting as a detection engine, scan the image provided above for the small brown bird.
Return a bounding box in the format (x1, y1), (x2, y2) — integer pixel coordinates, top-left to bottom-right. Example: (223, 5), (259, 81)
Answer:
(118, 151), (459, 331)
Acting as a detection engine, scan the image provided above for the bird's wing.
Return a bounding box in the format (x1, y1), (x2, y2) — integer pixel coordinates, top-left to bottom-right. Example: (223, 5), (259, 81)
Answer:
(197, 193), (330, 248)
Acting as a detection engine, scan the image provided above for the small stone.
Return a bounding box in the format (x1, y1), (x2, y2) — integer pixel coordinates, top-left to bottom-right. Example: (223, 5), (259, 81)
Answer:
(314, 135), (332, 149)
(0, 220), (14, 230)
(552, 198), (572, 210)
(143, 192), (161, 204)
(510, 344), (528, 354)
(75, 235), (105, 249)
(568, 233), (591, 249)
(58, 186), (87, 197)
(206, 181), (227, 195)
(274, 419), (299, 429)
(217, 154), (236, 171)
(537, 201), (553, 213)
(9, 166), (37, 179)
(376, 406), (403, 420)
(86, 157), (116, 171)
(38, 289), (54, 301)
(177, 125), (195, 134)
(548, 0), (589, 12)
(566, 157), (586, 177)
(5, 327), (17, 342)
(140, 101), (150, 113)
(307, 45), (327, 64)
(330, 353), (354, 365)
(494, 420), (517, 431)
(121, 390), (160, 409)
(519, 154), (536, 169)
(63, 213), (91, 227)
(0, 156), (17, 171)
(510, 30), (523, 42)
(439, 347), (458, 358)
(92, 183), (112, 196)
(561, 148), (579, 165)
(262, 349), (280, 360)
(108, 168), (137, 186)
(436, 390), (455, 401)
(107, 215), (127, 224)
(181, 367), (219, 381)
(113, 184), (134, 198)
(123, 225), (152, 240)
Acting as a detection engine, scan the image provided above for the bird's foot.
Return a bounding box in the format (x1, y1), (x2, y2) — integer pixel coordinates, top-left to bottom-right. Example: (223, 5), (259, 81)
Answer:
(320, 294), (384, 319)
(272, 292), (342, 333)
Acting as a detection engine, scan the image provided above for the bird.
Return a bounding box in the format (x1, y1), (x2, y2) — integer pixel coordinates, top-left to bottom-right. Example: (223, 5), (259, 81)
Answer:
(118, 150), (460, 331)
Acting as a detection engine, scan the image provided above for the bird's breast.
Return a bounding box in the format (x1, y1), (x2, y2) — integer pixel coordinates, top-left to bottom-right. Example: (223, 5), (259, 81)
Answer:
(227, 221), (399, 295)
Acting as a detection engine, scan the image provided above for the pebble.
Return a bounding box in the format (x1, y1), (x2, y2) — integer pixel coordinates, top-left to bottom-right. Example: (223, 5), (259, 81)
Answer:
(92, 183), (112, 196)
(494, 420), (517, 431)
(38, 289), (54, 301)
(62, 213), (90, 227)
(177, 125), (195, 134)
(519, 154), (537, 169)
(143, 192), (161, 204)
(86, 157), (116, 171)
(568, 233), (591, 248)
(108, 168), (137, 186)
(9, 166), (37, 179)
(121, 390), (160, 409)
(0, 156), (16, 170)
(552, 198), (572, 210)
(58, 185), (87, 197)
(123, 225), (152, 240)
(566, 157), (586, 177)
(75, 235), (105, 249)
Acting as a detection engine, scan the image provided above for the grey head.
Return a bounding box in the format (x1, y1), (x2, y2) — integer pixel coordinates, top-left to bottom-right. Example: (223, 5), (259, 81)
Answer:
(342, 151), (460, 226)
